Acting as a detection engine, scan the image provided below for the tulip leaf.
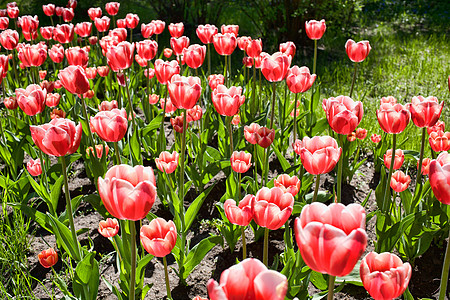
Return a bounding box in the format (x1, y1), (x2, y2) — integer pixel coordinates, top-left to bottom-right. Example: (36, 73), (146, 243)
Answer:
(84, 194), (109, 218)
(185, 185), (214, 232)
(310, 271), (328, 290)
(273, 145), (290, 172)
(182, 235), (223, 278)
(305, 191), (332, 203)
(50, 176), (64, 214)
(136, 253), (154, 286)
(375, 211), (418, 253)
(73, 252), (99, 300)
(47, 213), (82, 262)
(311, 118), (329, 136)
(141, 114), (163, 136)
(336, 261), (363, 286)
(12, 202), (52, 233)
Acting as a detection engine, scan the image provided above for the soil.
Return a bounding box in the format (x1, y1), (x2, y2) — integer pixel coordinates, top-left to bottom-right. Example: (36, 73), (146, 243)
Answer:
(25, 137), (448, 300)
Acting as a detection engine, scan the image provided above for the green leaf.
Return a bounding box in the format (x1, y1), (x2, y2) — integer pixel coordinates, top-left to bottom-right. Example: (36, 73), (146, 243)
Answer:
(50, 176), (64, 213)
(273, 145), (290, 172)
(73, 252), (99, 300)
(11, 202), (52, 233)
(182, 235), (223, 278)
(336, 261), (363, 286)
(47, 213), (81, 261)
(130, 128), (142, 165)
(311, 118), (329, 136)
(305, 191), (332, 203)
(310, 271), (328, 290)
(142, 114), (163, 136)
(136, 254), (154, 286)
(185, 185), (214, 231)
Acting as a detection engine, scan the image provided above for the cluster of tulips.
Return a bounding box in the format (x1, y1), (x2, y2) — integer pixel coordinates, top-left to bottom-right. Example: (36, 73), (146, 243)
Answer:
(0, 0), (450, 299)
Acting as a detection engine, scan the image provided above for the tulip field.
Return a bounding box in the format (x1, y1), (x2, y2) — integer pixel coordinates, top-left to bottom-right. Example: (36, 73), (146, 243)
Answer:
(1, 0), (450, 299)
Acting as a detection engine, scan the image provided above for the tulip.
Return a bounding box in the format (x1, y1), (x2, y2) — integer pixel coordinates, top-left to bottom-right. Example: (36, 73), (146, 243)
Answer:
(305, 19), (326, 40)
(232, 114), (240, 125)
(183, 44), (206, 69)
(43, 4), (55, 16)
(19, 15), (39, 35)
(360, 252), (412, 300)
(356, 128), (367, 140)
(163, 48), (173, 58)
(98, 218), (119, 238)
(38, 248), (58, 268)
(90, 108), (128, 142)
(151, 20), (165, 34)
(208, 74), (224, 90)
(141, 22), (155, 38)
(187, 105), (203, 121)
(390, 170), (411, 193)
(213, 33), (237, 56)
(154, 59), (180, 84)
(274, 174), (301, 196)
(418, 157), (431, 176)
(105, 2), (120, 16)
(345, 39), (371, 62)
(68, 0), (77, 9)
(49, 44), (64, 63)
(97, 66), (110, 77)
(242, 56), (253, 68)
(95, 16), (110, 33)
(18, 44), (47, 67)
(196, 24), (218, 44)
(99, 100), (118, 111)
(30, 118), (82, 157)
(85, 67), (97, 80)
(371, 133), (382, 143)
(286, 66), (316, 93)
(279, 41), (296, 58)
(144, 68), (155, 79)
(377, 101), (411, 134)
(62, 8), (74, 22)
(53, 24), (74, 44)
(160, 97), (176, 113)
(88, 36), (98, 45)
(0, 17), (8, 30)
(168, 74), (202, 110)
(170, 36), (190, 56)
(211, 84), (245, 116)
(410, 96), (444, 128)
(253, 187), (294, 230)
(230, 151), (252, 173)
(125, 13), (139, 29)
(74, 22), (92, 37)
(39, 26), (53, 40)
(429, 152), (450, 205)
(224, 195), (254, 226)
(221, 24), (239, 36)
(55, 7), (63, 17)
(246, 39), (262, 58)
(65, 47), (89, 67)
(7, 6), (19, 19)
(155, 151), (179, 174)
(106, 41), (134, 72)
(384, 149), (404, 170)
(255, 127), (275, 148)
(58, 66), (90, 95)
(0, 55), (8, 77)
(171, 115), (188, 133)
(16, 84), (47, 116)
(168, 22), (184, 38)
(237, 36), (251, 51)
(0, 29), (19, 50)
(322, 95), (363, 135)
(116, 18), (126, 28)
(429, 130), (450, 152)
(46, 93), (61, 107)
(261, 52), (291, 82)
(134, 55), (146, 67)
(207, 258), (288, 300)
(295, 136), (341, 175)
(27, 158), (43, 176)
(347, 132), (357, 142)
(86, 144), (109, 159)
(88, 7), (102, 21)
(140, 217), (177, 257)
(295, 202), (367, 277)
(428, 120), (445, 135)
(4, 96), (18, 110)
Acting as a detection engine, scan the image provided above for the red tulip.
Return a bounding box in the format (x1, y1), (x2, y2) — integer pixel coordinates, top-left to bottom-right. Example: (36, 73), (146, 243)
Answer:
(74, 22), (92, 38)
(274, 174), (301, 196)
(253, 187), (294, 230)
(41, 80), (54, 93)
(261, 52), (291, 82)
(345, 39), (371, 62)
(0, 55), (8, 78)
(27, 158), (43, 176)
(148, 94), (159, 105)
(106, 41), (134, 72)
(62, 8), (74, 22)
(155, 151), (179, 174)
(360, 252), (412, 300)
(213, 33), (237, 56)
(418, 157), (431, 176)
(295, 202), (367, 276)
(187, 105), (203, 122)
(255, 127), (275, 148)
(279, 41), (296, 58)
(154, 59), (180, 85)
(144, 68), (155, 79)
(85, 67), (97, 79)
(18, 15), (39, 34)
(171, 115), (188, 133)
(243, 56), (253, 68)
(322, 95), (364, 135)
(87, 144), (109, 159)
(98, 218), (119, 238)
(105, 2), (120, 16)
(7, 6), (19, 19)
(246, 39), (262, 58)
(4, 96), (18, 110)
(230, 151), (252, 173)
(160, 97), (176, 114)
(125, 13), (139, 29)
(58, 65), (90, 95)
(0, 9), (5, 17)
(429, 152), (450, 204)
(347, 132), (357, 142)
(168, 22), (184, 38)
(97, 66), (110, 77)
(224, 195), (254, 226)
(46, 93), (61, 107)
(244, 123), (260, 145)
(116, 18), (126, 28)
(140, 218), (177, 257)
(429, 130), (450, 152)
(67, 0), (77, 9)
(207, 258), (287, 300)
(390, 170), (411, 193)
(0, 29), (19, 50)
(135, 54), (147, 67)
(376, 101), (410, 134)
(88, 7), (102, 21)
(170, 36), (190, 56)
(43, 4), (55, 16)
(107, 29), (125, 43)
(18, 44), (47, 67)
(286, 66), (316, 93)
(40, 26), (53, 40)
(410, 95), (444, 128)
(47, 44), (62, 64)
(16, 84), (47, 116)
(95, 16), (110, 33)
(0, 17), (8, 30)
(65, 46), (89, 67)
(98, 100), (118, 111)
(89, 36), (98, 45)
(183, 44), (206, 69)
(384, 149), (404, 170)
(141, 22), (155, 38)
(38, 248), (58, 268)
(211, 84), (245, 116)
(98, 164), (156, 221)
(30, 118), (82, 157)
(294, 136), (342, 175)
(356, 128), (367, 140)
(90, 108), (128, 142)
(428, 120), (445, 135)
(53, 24), (74, 44)
(220, 24), (239, 36)
(196, 24), (218, 44)
(208, 74), (224, 90)
(168, 75), (202, 110)
(55, 7), (63, 17)
(237, 36), (251, 51)
(305, 19), (326, 40)
(163, 48), (173, 58)
(151, 20), (165, 34)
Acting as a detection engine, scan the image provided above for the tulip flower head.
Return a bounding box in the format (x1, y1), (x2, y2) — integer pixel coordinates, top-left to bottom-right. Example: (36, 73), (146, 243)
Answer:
(106, 41), (135, 72)
(418, 157), (431, 176)
(255, 127), (275, 148)
(213, 33), (237, 56)
(286, 66), (316, 93)
(377, 100), (411, 134)
(154, 59), (180, 84)
(253, 187), (294, 230)
(428, 120), (445, 135)
(230, 151), (252, 173)
(384, 149), (404, 170)
(208, 74), (224, 90)
(98, 218), (119, 238)
(429, 130), (450, 152)
(196, 24), (218, 44)
(220, 24), (239, 36)
(224, 194), (254, 226)
(140, 218), (177, 257)
(345, 39), (371, 62)
(155, 151), (179, 174)
(183, 44), (206, 69)
(151, 20), (165, 34)
(410, 96), (444, 128)
(27, 158), (43, 176)
(168, 74), (202, 109)
(16, 84), (47, 116)
(261, 52), (291, 82)
(86, 144), (109, 159)
(38, 248), (58, 268)
(279, 41), (296, 58)
(323, 95), (364, 135)
(355, 128), (367, 140)
(429, 152), (450, 204)
(58, 65), (90, 95)
(371, 134), (382, 143)
(390, 170), (411, 193)
(90, 108), (128, 142)
(168, 22), (184, 38)
(105, 2), (120, 16)
(211, 84), (245, 116)
(274, 174), (301, 196)
(244, 123), (261, 145)
(305, 19), (326, 40)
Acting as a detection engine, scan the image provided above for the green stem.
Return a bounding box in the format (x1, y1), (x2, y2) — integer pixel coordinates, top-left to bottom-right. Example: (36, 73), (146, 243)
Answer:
(270, 82), (276, 129)
(238, 172), (241, 202)
(252, 64), (256, 116)
(383, 134), (397, 212)
(113, 142), (122, 165)
(111, 237), (123, 263)
(312, 174), (320, 203)
(415, 127), (427, 195)
(80, 97), (96, 147)
(125, 70), (137, 134)
(241, 226), (247, 260)
(163, 256), (172, 300)
(439, 229), (450, 300)
(227, 116), (234, 156)
(264, 146), (269, 186)
(337, 134), (344, 202)
(293, 92), (298, 165)
(224, 55), (228, 87)
(228, 55), (232, 85)
(313, 39), (317, 75)
(327, 275), (336, 300)
(178, 110), (187, 283)
(254, 143), (259, 191)
(349, 63), (358, 98)
(11, 51), (19, 87)
(129, 220), (136, 300)
(207, 43), (211, 75)
(263, 227), (269, 266)
(60, 156), (81, 261)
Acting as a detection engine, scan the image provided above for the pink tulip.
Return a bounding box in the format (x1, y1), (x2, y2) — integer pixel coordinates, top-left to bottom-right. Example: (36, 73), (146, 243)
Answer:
(345, 39), (371, 62)
(106, 41), (134, 72)
(377, 101), (411, 134)
(90, 108), (128, 142)
(230, 151), (252, 173)
(224, 195), (254, 226)
(105, 2), (120, 16)
(27, 158), (43, 176)
(371, 134), (382, 143)
(140, 218), (177, 257)
(322, 95), (364, 135)
(18, 44), (47, 67)
(429, 152), (450, 204)
(168, 22), (184, 38)
(53, 24), (74, 44)
(151, 20), (165, 35)
(168, 74), (202, 109)
(384, 149), (404, 170)
(154, 59), (180, 85)
(246, 39), (262, 58)
(183, 44), (206, 69)
(410, 96), (444, 128)
(196, 24), (218, 44)
(390, 170), (411, 193)
(65, 47), (89, 67)
(125, 13), (139, 29)
(253, 187), (294, 230)
(255, 127), (275, 148)
(88, 7), (102, 21)
(208, 74), (224, 90)
(98, 218), (119, 238)
(212, 33), (237, 56)
(220, 24), (239, 36)
(274, 174), (301, 196)
(305, 19), (326, 40)
(286, 66), (316, 93)
(244, 123), (260, 145)
(16, 84), (47, 116)
(155, 151), (179, 174)
(279, 41), (296, 58)
(58, 66), (90, 95)
(261, 52), (291, 82)
(211, 84), (245, 116)
(136, 40), (158, 61)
